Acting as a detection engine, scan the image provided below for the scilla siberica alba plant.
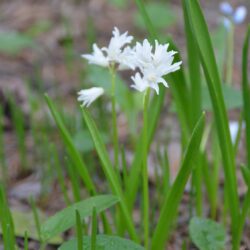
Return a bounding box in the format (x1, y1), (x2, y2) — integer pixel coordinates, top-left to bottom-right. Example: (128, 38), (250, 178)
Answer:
(78, 26), (181, 249)
(78, 27), (181, 106)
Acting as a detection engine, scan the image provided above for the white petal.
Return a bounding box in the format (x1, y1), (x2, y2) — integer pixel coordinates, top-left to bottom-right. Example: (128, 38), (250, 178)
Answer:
(82, 44), (109, 67)
(131, 73), (149, 92)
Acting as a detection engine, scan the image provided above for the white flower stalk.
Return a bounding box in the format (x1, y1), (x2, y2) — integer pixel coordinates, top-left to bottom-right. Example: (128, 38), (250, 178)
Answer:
(219, 2), (247, 26)
(77, 87), (104, 107)
(131, 39), (182, 94)
(82, 27), (134, 70)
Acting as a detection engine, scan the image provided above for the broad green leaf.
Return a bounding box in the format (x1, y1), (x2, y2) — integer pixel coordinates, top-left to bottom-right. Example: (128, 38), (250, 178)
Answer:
(189, 217), (225, 250)
(82, 109), (138, 242)
(184, 0), (239, 237)
(202, 84), (242, 110)
(171, 84), (243, 112)
(45, 94), (96, 194)
(0, 31), (35, 55)
(151, 113), (205, 250)
(59, 235), (144, 250)
(0, 210), (62, 244)
(134, 2), (177, 31)
(73, 130), (108, 153)
(41, 195), (119, 242)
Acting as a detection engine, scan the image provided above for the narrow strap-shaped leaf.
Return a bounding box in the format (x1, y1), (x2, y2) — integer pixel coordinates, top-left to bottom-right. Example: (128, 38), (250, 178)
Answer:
(184, 0), (239, 237)
(151, 112), (205, 250)
(82, 109), (138, 242)
(234, 25), (250, 250)
(242, 25), (250, 169)
(45, 94), (96, 195)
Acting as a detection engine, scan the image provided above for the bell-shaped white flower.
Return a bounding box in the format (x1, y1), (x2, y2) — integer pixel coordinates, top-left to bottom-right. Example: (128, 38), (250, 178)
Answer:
(233, 6), (247, 24)
(220, 2), (233, 15)
(82, 27), (134, 70)
(77, 87), (104, 107)
(131, 39), (182, 94)
(219, 2), (247, 27)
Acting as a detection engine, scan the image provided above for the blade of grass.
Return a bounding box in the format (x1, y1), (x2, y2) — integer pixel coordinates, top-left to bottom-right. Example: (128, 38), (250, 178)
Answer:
(82, 108), (138, 242)
(184, 0), (239, 240)
(0, 183), (16, 250)
(234, 25), (250, 250)
(51, 144), (71, 205)
(182, 0), (203, 216)
(151, 112), (205, 250)
(242, 26), (250, 169)
(45, 94), (96, 195)
(75, 210), (83, 250)
(91, 207), (97, 250)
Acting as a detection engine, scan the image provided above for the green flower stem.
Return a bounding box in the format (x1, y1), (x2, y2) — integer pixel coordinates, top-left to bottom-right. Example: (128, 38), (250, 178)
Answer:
(225, 24), (234, 85)
(142, 88), (150, 249)
(110, 65), (119, 171)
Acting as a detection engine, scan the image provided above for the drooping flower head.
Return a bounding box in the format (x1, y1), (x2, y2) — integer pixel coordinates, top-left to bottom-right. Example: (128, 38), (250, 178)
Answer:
(131, 39), (182, 94)
(77, 87), (104, 107)
(219, 2), (247, 28)
(82, 27), (135, 70)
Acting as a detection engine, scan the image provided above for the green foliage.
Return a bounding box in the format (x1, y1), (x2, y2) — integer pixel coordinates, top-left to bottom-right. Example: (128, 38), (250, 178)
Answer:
(151, 113), (205, 249)
(73, 130), (109, 153)
(40, 195), (119, 242)
(184, 1), (239, 243)
(0, 210), (62, 244)
(0, 31), (35, 55)
(108, 0), (127, 8)
(189, 217), (225, 250)
(134, 2), (177, 31)
(59, 235), (144, 250)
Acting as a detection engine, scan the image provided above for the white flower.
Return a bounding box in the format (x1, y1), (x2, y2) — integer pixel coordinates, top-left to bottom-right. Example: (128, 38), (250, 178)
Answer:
(219, 2), (247, 26)
(220, 2), (233, 15)
(82, 27), (134, 70)
(131, 39), (182, 94)
(233, 6), (247, 24)
(77, 87), (104, 107)
(229, 121), (245, 144)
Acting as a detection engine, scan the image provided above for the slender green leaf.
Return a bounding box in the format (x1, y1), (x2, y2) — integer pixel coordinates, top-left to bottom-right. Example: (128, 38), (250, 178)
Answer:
(41, 195), (119, 242)
(151, 112), (205, 249)
(184, 0), (239, 237)
(59, 235), (144, 250)
(242, 26), (250, 169)
(127, 0), (190, 211)
(234, 25), (250, 250)
(45, 94), (96, 194)
(82, 109), (138, 242)
(0, 183), (16, 250)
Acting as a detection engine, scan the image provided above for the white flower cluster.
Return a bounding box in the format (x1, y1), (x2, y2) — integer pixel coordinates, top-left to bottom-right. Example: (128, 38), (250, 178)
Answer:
(219, 2), (247, 29)
(78, 27), (181, 106)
